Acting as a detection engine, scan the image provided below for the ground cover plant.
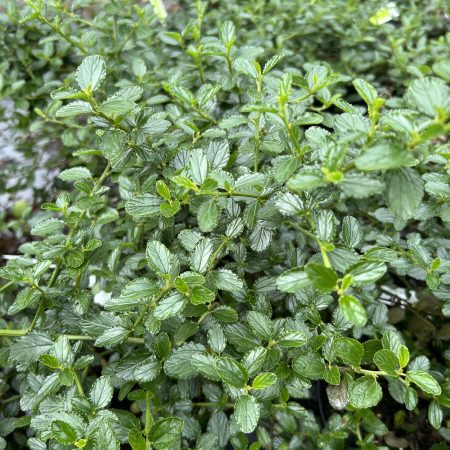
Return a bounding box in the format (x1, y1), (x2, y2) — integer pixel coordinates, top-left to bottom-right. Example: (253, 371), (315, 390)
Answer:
(0, 1), (449, 449)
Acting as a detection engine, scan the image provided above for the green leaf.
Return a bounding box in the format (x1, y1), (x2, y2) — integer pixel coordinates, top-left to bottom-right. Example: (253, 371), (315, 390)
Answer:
(8, 287), (40, 315)
(100, 98), (136, 115)
(242, 347), (267, 376)
(252, 372), (277, 390)
(397, 345), (410, 368)
(31, 218), (64, 236)
(190, 286), (215, 305)
(164, 342), (205, 379)
(340, 173), (385, 198)
(233, 58), (260, 79)
(191, 238), (213, 273)
(154, 292), (186, 319)
(324, 366), (341, 385)
(277, 268), (310, 293)
(373, 349), (399, 375)
(353, 78), (377, 107)
(76, 55), (106, 91)
(116, 351), (161, 382)
(406, 371), (441, 396)
(247, 311), (273, 341)
(234, 395), (260, 433)
(349, 376), (383, 408)
(198, 199), (220, 232)
(55, 101), (93, 117)
(287, 169), (325, 191)
(333, 337), (364, 367)
(208, 269), (243, 291)
(95, 327), (129, 347)
(404, 386), (418, 411)
(292, 352), (325, 380)
(10, 332), (53, 363)
(89, 375), (113, 408)
(220, 20), (236, 45)
(433, 58), (450, 82)
(338, 295), (367, 327)
(125, 194), (162, 218)
(341, 216), (362, 248)
(277, 330), (307, 347)
(106, 278), (158, 312)
(316, 210), (335, 242)
(58, 166), (92, 181)
(191, 354), (220, 380)
(128, 429), (146, 450)
(355, 143), (416, 171)
(94, 422), (119, 450)
(346, 261), (386, 286)
(190, 150), (208, 185)
(305, 263), (338, 293)
(428, 400), (443, 429)
(385, 168), (424, 220)
(51, 420), (77, 445)
(53, 335), (73, 366)
(146, 241), (174, 275)
(216, 357), (248, 388)
(149, 417), (184, 449)
(207, 323), (226, 353)
(405, 77), (449, 117)
(212, 306), (238, 323)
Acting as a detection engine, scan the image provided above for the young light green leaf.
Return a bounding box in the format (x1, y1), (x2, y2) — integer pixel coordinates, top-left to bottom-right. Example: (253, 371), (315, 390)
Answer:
(305, 263), (338, 293)
(338, 295), (367, 327)
(252, 372), (277, 390)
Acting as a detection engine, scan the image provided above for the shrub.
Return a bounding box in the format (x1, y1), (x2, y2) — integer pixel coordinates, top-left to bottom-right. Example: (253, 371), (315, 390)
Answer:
(0, 1), (449, 449)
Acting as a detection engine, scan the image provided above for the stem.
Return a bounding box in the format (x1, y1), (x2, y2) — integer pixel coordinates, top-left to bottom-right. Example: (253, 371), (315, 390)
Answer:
(207, 240), (228, 271)
(320, 245), (331, 268)
(338, 366), (389, 378)
(192, 105), (217, 124)
(194, 402), (234, 408)
(0, 281), (14, 292)
(73, 371), (86, 397)
(0, 329), (27, 337)
(225, 48), (234, 75)
(254, 77), (263, 171)
(95, 110), (129, 133)
(0, 394), (21, 404)
(197, 311), (210, 325)
(0, 330), (145, 344)
(287, 221), (317, 241)
(144, 390), (153, 440)
(129, 286), (170, 335)
(198, 190), (268, 200)
(38, 15), (89, 55)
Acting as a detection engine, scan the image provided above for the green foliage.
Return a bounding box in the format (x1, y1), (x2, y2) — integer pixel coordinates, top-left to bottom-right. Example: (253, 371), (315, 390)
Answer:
(0, 0), (449, 449)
